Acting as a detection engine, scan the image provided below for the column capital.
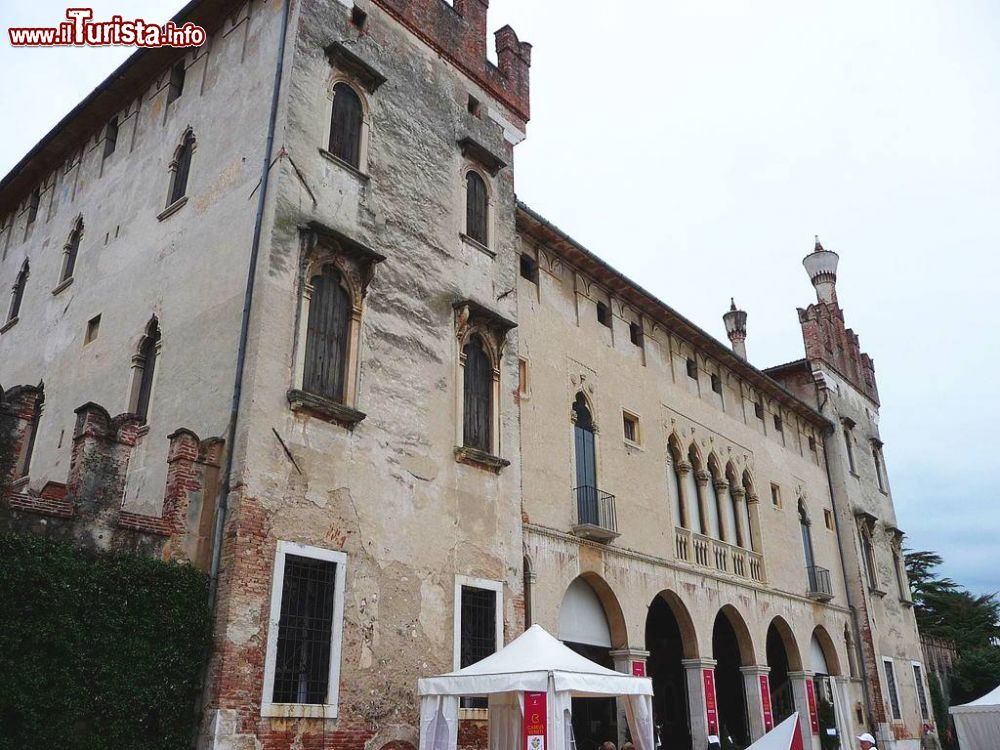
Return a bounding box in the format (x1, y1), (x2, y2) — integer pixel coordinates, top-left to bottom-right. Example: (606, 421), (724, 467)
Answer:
(731, 486), (746, 501)
(739, 665), (771, 676)
(695, 470), (711, 485)
(677, 461), (692, 475)
(787, 670), (815, 680)
(609, 648), (650, 660)
(714, 479), (729, 492)
(681, 657), (717, 670)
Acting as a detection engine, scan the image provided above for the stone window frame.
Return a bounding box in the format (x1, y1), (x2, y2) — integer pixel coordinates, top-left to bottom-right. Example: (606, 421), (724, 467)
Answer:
(126, 316), (162, 424)
(856, 512), (884, 595)
(460, 164), (496, 257)
(453, 300), (514, 471)
(3, 259), (29, 332)
(54, 215), (84, 293)
(261, 540), (348, 720)
(452, 574), (504, 671)
(320, 76), (372, 178)
(911, 661), (931, 721)
(622, 409), (641, 447)
(882, 656), (902, 721)
(158, 127), (196, 220)
(288, 223), (384, 428)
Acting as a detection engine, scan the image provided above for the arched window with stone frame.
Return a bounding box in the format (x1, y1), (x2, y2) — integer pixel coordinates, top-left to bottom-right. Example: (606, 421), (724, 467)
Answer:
(686, 443), (707, 536)
(128, 317), (161, 423)
(5, 260), (29, 327)
(463, 168), (491, 248)
(59, 216), (83, 285)
(453, 300), (514, 470)
(327, 82), (366, 170)
(288, 224), (384, 427)
(666, 436), (687, 530)
(857, 514), (881, 592)
(725, 461), (748, 549)
(165, 128), (195, 209)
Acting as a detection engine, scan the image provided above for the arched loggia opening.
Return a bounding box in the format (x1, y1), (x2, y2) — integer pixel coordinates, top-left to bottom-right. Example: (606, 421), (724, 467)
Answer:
(810, 626), (844, 745)
(713, 607), (754, 747)
(766, 617), (802, 725)
(559, 576), (623, 750)
(646, 591), (698, 750)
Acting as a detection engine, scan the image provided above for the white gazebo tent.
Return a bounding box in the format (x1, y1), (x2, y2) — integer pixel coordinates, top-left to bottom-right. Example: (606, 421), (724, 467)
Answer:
(743, 713), (802, 750)
(418, 625), (654, 750)
(950, 684), (1000, 750)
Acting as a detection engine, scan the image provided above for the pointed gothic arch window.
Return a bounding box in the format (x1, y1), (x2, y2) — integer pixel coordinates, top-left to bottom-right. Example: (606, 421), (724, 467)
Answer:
(303, 264), (353, 404)
(6, 260), (29, 325)
(167, 129), (195, 207)
(329, 83), (364, 168)
(131, 318), (161, 422)
(61, 218), (83, 283)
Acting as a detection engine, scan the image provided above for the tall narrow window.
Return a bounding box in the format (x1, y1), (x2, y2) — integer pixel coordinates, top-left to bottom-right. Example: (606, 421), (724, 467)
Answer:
(893, 548), (908, 601)
(263, 542), (347, 716)
(303, 265), (352, 404)
(168, 130), (195, 206)
(686, 358), (698, 379)
(573, 394), (599, 526)
(27, 188), (40, 225)
(861, 530), (879, 591)
(133, 318), (161, 422)
(873, 446), (886, 491)
(103, 117), (119, 159)
(883, 658), (901, 720)
(668, 448), (685, 529)
(61, 218), (83, 282)
(629, 322), (643, 347)
(843, 427), (856, 474)
(596, 301), (611, 328)
(465, 171), (488, 246)
(912, 664), (929, 720)
(799, 500), (817, 586)
(167, 62), (185, 104)
(456, 580), (501, 709)
(7, 260), (29, 324)
(520, 253), (538, 283)
(328, 83), (363, 168)
(462, 335), (492, 452)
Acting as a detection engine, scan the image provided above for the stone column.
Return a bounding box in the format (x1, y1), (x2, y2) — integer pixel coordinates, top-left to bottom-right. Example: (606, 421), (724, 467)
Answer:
(675, 461), (692, 531)
(788, 671), (817, 750)
(682, 658), (717, 750)
(740, 665), (771, 741)
(612, 648), (650, 747)
(695, 470), (711, 536)
(731, 486), (748, 548)
(714, 479), (731, 544)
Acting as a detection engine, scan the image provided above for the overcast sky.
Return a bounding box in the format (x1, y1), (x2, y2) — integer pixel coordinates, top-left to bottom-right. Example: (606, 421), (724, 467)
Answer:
(2, 1), (997, 594)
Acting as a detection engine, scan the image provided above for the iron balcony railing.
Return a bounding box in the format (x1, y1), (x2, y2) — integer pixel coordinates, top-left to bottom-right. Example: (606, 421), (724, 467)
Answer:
(572, 485), (618, 540)
(806, 565), (834, 600)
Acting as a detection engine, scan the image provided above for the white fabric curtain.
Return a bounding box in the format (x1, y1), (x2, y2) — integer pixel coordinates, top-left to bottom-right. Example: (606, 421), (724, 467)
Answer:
(623, 694), (655, 750)
(548, 684), (573, 750)
(488, 692), (524, 750)
(420, 695), (460, 750)
(953, 710), (1000, 750)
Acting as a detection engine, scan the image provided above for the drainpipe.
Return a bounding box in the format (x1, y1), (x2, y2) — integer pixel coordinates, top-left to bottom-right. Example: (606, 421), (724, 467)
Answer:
(207, 0), (292, 609)
(814, 377), (878, 738)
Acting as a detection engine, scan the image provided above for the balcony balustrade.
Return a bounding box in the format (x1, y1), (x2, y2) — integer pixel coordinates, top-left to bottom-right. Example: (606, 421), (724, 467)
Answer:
(571, 486), (619, 543)
(674, 526), (764, 582)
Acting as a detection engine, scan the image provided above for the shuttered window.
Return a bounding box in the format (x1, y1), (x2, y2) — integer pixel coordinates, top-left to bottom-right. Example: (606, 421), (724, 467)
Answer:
(465, 171), (488, 245)
(303, 265), (352, 403)
(329, 83), (363, 168)
(170, 131), (195, 205)
(463, 336), (492, 452)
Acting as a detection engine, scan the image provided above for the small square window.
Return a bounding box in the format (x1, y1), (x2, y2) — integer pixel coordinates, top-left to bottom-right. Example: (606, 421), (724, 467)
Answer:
(351, 5), (368, 28)
(773, 414), (783, 433)
(770, 483), (782, 507)
(84, 314), (101, 345)
(754, 401), (764, 420)
(623, 412), (640, 444)
(467, 94), (482, 117)
(686, 358), (698, 379)
(596, 301), (612, 328)
(711, 374), (722, 394)
(629, 322), (643, 347)
(824, 509), (835, 530)
(520, 254), (538, 283)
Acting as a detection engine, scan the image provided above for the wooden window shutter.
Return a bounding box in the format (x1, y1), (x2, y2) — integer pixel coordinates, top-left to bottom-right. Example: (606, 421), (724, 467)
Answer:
(463, 337), (492, 452)
(329, 83), (363, 168)
(303, 265), (352, 403)
(465, 172), (488, 245)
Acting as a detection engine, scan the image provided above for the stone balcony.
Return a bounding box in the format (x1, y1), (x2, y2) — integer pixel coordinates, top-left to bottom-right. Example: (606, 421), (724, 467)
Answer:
(674, 526), (765, 582)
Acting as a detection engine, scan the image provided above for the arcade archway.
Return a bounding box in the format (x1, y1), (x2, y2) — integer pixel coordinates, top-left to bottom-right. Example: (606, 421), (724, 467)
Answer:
(713, 607), (753, 746)
(766, 617), (802, 725)
(646, 591), (698, 750)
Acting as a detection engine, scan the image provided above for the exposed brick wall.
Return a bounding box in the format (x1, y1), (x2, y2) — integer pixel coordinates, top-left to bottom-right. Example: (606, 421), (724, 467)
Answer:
(457, 718), (488, 750)
(372, 0), (531, 125)
(798, 302), (879, 404)
(0, 383), (44, 484)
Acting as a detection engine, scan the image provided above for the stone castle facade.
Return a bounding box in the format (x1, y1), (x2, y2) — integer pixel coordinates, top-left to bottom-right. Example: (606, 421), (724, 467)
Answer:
(0, 1), (930, 749)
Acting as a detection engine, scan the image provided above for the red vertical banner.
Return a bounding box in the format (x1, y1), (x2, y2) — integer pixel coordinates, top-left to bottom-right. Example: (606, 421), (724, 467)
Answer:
(631, 661), (646, 677)
(759, 675), (774, 731)
(523, 692), (547, 750)
(790, 715), (805, 750)
(805, 679), (820, 735)
(703, 669), (719, 735)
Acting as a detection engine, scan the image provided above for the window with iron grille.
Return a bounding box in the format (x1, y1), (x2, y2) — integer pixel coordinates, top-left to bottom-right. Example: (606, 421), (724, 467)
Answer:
(272, 554), (337, 704)
(883, 658), (901, 719)
(263, 543), (347, 716)
(329, 82), (363, 168)
(912, 664), (929, 719)
(460, 586), (497, 668)
(465, 171), (488, 246)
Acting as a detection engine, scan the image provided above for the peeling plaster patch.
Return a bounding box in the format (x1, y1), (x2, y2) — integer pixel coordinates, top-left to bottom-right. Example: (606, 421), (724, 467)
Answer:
(420, 578), (448, 651)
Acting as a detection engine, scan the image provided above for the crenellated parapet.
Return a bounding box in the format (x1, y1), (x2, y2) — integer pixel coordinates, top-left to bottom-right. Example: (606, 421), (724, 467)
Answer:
(372, 0), (531, 125)
(1, 394), (223, 569)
